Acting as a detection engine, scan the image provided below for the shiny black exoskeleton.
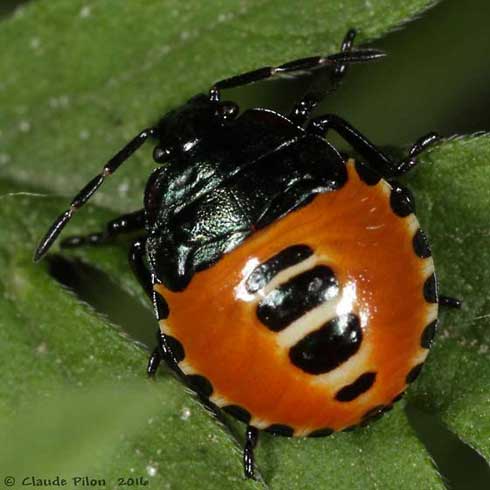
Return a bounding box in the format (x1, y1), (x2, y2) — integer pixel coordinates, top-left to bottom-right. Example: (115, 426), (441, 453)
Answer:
(145, 94), (347, 292)
(34, 30), (461, 479)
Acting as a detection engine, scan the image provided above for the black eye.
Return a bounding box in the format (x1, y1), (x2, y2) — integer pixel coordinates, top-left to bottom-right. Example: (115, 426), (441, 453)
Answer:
(153, 146), (171, 163)
(216, 101), (239, 121)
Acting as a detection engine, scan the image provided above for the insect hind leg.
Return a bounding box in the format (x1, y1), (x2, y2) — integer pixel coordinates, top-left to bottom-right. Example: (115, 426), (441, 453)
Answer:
(127, 238), (180, 377)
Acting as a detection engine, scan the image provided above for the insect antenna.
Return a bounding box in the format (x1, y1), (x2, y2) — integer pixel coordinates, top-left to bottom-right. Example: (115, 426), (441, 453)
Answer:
(325, 48), (386, 65)
(33, 127), (157, 262)
(210, 46), (385, 102)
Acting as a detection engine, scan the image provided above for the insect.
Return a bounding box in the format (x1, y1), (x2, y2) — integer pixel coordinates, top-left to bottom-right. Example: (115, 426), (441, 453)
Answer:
(35, 30), (461, 479)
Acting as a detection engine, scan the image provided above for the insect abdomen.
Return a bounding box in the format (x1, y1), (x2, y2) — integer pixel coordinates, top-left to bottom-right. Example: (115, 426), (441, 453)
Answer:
(155, 160), (437, 436)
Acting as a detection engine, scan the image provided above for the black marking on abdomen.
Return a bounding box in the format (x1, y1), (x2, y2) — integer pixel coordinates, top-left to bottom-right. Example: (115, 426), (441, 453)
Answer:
(342, 425), (359, 432)
(223, 405), (251, 424)
(390, 184), (415, 217)
(423, 273), (438, 303)
(153, 290), (169, 319)
(421, 319), (438, 349)
(361, 404), (387, 426)
(265, 424), (294, 437)
(246, 244), (313, 293)
(392, 391), (405, 404)
(186, 374), (213, 398)
(308, 427), (334, 438)
(335, 372), (377, 402)
(257, 265), (339, 332)
(166, 335), (185, 363)
(413, 228), (432, 258)
(289, 314), (362, 375)
(354, 161), (381, 186)
(406, 363), (424, 383)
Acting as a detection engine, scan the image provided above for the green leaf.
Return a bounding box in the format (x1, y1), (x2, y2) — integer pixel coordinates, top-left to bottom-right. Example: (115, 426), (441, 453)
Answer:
(3, 1), (488, 489)
(0, 0), (436, 212)
(0, 192), (262, 489)
(0, 382), (165, 477)
(0, 183), (442, 490)
(44, 137), (490, 488)
(4, 134), (490, 488)
(407, 135), (490, 461)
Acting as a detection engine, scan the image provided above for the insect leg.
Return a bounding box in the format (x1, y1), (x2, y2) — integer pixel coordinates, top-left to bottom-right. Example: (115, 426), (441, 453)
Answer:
(128, 238), (168, 377)
(209, 45), (383, 102)
(127, 237), (176, 377)
(243, 426), (259, 479)
(333, 29), (358, 83)
(289, 29), (357, 125)
(126, 240), (232, 433)
(146, 345), (162, 378)
(34, 127), (157, 262)
(60, 209), (145, 249)
(308, 114), (439, 178)
(147, 329), (180, 378)
(439, 296), (463, 309)
(129, 237), (153, 299)
(395, 132), (440, 175)
(147, 277), (232, 426)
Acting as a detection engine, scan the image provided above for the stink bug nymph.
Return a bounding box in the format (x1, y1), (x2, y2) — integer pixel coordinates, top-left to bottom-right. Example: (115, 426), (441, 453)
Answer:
(35, 30), (462, 479)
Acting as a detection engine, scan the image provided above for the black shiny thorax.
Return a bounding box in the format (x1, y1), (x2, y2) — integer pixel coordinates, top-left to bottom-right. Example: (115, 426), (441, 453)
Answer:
(144, 95), (347, 291)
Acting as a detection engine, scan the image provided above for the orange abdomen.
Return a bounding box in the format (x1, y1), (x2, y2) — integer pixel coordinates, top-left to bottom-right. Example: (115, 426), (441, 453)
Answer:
(154, 160), (437, 436)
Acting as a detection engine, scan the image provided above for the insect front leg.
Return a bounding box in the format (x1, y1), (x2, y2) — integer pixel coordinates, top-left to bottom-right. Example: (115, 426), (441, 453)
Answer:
(126, 237), (177, 376)
(129, 237), (153, 298)
(308, 114), (440, 178)
(147, 286), (182, 378)
(61, 209), (146, 249)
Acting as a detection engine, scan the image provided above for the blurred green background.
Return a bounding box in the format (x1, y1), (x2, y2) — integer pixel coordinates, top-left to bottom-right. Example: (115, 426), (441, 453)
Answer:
(1, 0), (490, 488)
(230, 0), (490, 148)
(1, 1), (489, 140)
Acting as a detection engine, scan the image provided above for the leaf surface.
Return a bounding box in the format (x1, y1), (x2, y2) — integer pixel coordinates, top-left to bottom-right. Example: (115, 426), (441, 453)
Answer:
(0, 0), (437, 211)
(407, 136), (490, 462)
(0, 182), (445, 489)
(3, 1), (488, 489)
